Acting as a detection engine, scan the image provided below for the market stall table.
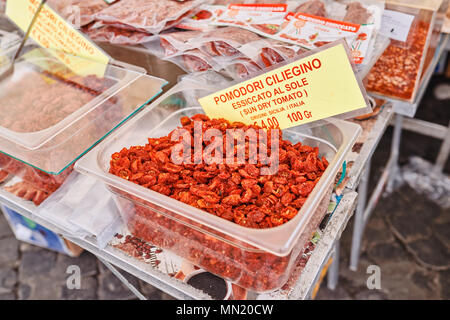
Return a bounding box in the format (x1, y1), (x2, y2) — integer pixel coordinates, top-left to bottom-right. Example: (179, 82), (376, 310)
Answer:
(0, 1), (447, 299)
(0, 101), (393, 299)
(0, 10), (398, 298)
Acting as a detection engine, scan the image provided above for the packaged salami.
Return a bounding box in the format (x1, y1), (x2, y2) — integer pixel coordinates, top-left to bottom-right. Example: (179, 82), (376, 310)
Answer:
(48, 0), (111, 28)
(275, 12), (359, 50)
(195, 27), (262, 57)
(213, 0), (287, 4)
(4, 180), (51, 206)
(212, 1), (384, 66)
(291, 0), (381, 22)
(213, 3), (289, 37)
(275, 0), (385, 66)
(165, 49), (222, 73)
(83, 22), (155, 45)
(327, 0), (383, 23)
(176, 4), (226, 31)
(95, 0), (207, 34)
(0, 152), (73, 205)
(159, 30), (203, 57)
(223, 56), (262, 79)
(328, 1), (385, 65)
(293, 0), (329, 17)
(240, 38), (307, 68)
(0, 170), (9, 184)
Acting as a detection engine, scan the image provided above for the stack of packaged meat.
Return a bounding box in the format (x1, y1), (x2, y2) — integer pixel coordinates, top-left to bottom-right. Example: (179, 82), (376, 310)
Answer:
(47, 0), (110, 28)
(81, 0), (208, 45)
(95, 0), (206, 34)
(146, 26), (306, 79)
(77, 0), (383, 78)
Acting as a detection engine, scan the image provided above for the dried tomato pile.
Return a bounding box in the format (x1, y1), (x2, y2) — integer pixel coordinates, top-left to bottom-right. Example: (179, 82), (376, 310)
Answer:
(366, 21), (430, 101)
(110, 114), (329, 229)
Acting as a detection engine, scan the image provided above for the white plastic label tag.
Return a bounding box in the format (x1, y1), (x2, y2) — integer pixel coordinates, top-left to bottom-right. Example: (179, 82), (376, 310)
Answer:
(379, 9), (415, 42)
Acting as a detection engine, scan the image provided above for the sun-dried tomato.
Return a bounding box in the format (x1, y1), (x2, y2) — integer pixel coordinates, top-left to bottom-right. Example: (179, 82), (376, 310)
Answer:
(366, 21), (430, 101)
(110, 114), (328, 229)
(110, 114), (332, 291)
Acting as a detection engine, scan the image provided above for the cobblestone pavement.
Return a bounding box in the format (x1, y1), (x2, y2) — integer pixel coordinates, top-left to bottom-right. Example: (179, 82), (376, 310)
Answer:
(316, 185), (450, 300)
(0, 73), (449, 299)
(0, 214), (175, 300)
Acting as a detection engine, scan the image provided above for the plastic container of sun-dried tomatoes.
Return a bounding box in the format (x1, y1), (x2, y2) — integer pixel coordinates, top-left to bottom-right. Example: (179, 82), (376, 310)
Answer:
(365, 0), (446, 102)
(76, 79), (361, 292)
(0, 44), (166, 176)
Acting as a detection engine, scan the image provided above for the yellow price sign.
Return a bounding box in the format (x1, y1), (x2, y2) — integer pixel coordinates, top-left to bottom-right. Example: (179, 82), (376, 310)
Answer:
(6, 0), (110, 76)
(199, 42), (368, 129)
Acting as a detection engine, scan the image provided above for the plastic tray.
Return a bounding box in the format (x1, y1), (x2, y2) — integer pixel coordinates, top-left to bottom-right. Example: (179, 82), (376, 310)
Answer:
(76, 81), (361, 292)
(365, 0), (445, 102)
(0, 45), (167, 174)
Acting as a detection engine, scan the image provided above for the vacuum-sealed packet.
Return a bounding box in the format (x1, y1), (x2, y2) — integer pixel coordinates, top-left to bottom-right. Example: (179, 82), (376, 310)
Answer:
(275, 12), (359, 49)
(48, 0), (111, 28)
(95, 0), (206, 34)
(176, 4), (226, 31)
(165, 48), (222, 73)
(326, 0), (383, 23)
(293, 0), (328, 17)
(83, 22), (155, 45)
(223, 56), (262, 79)
(0, 153), (74, 206)
(328, 1), (385, 65)
(273, 0), (384, 65)
(195, 26), (262, 57)
(213, 3), (289, 37)
(240, 38), (307, 68)
(213, 0), (287, 4)
(141, 30), (203, 60)
(159, 30), (203, 56)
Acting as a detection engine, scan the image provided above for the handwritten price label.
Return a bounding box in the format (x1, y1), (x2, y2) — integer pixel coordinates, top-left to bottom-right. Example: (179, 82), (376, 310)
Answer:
(199, 42), (367, 129)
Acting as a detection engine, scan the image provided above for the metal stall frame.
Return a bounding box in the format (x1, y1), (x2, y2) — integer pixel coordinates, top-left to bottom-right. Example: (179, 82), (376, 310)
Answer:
(349, 34), (449, 271)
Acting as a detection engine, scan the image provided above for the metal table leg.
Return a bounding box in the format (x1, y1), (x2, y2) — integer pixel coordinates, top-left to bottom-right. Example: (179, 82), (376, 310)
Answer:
(98, 257), (148, 300)
(349, 160), (370, 271)
(327, 240), (340, 290)
(434, 121), (450, 173)
(386, 114), (404, 193)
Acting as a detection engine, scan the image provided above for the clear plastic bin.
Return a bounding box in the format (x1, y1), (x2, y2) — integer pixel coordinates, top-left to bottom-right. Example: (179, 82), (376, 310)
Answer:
(0, 45), (166, 175)
(365, 0), (446, 102)
(76, 81), (361, 292)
